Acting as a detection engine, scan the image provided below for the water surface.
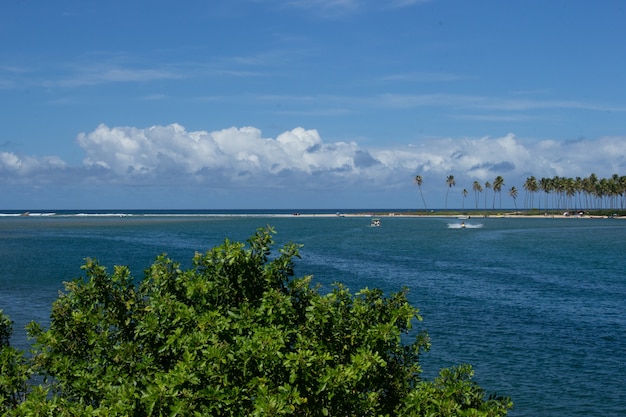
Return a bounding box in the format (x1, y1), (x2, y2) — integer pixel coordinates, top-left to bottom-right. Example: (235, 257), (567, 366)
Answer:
(1, 213), (624, 416)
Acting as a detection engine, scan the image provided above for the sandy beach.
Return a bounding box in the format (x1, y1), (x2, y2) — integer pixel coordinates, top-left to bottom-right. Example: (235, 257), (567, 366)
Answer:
(293, 211), (625, 219)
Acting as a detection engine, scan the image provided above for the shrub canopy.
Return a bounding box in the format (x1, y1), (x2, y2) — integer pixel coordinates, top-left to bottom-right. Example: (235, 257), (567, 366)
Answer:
(1, 226), (511, 416)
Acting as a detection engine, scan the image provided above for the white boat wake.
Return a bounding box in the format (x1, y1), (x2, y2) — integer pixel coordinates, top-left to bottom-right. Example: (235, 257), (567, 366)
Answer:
(448, 222), (483, 229)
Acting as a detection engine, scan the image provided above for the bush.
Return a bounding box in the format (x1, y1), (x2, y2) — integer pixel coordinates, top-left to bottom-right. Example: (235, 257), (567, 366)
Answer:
(3, 227), (511, 416)
(0, 310), (30, 414)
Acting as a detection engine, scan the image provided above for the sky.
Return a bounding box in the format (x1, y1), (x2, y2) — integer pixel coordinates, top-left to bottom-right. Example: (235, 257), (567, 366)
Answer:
(1, 0), (626, 210)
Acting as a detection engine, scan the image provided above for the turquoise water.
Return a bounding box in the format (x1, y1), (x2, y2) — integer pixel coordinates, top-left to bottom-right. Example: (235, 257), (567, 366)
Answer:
(1, 213), (625, 416)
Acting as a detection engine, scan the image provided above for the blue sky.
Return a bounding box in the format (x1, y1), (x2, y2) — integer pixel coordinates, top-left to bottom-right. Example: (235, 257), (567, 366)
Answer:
(1, 0), (625, 209)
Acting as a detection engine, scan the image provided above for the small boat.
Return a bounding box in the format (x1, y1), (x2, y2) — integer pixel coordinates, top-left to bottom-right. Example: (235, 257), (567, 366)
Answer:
(370, 218), (381, 227)
(460, 222), (466, 228)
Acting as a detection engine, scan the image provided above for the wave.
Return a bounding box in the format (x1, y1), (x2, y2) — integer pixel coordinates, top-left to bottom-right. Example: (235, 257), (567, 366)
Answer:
(0, 213), (297, 218)
(0, 212), (56, 217)
(448, 222), (483, 229)
(0, 210), (331, 218)
(74, 213), (132, 217)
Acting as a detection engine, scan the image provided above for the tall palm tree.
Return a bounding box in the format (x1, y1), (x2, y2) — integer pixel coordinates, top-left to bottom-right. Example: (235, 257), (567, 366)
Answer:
(523, 176), (538, 209)
(619, 175), (626, 210)
(564, 177), (576, 211)
(610, 173), (621, 209)
(472, 181), (483, 210)
(553, 176), (567, 210)
(574, 177), (584, 210)
(539, 177), (552, 211)
(594, 178), (604, 209)
(484, 181), (491, 214)
(492, 176), (505, 211)
(462, 188), (468, 211)
(509, 186), (518, 211)
(587, 173), (599, 209)
(581, 176), (591, 209)
(414, 175), (427, 211)
(445, 175), (456, 209)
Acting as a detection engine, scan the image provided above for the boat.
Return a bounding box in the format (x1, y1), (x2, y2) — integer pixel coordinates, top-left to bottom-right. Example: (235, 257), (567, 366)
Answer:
(370, 218), (381, 227)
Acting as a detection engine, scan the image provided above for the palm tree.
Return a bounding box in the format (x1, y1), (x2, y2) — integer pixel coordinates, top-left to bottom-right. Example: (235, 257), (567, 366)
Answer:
(539, 177), (552, 211)
(523, 176), (538, 209)
(581, 175), (594, 209)
(414, 175), (427, 211)
(597, 178), (610, 209)
(587, 173), (599, 209)
(484, 181), (491, 214)
(472, 181), (483, 210)
(619, 175), (626, 210)
(509, 186), (518, 211)
(492, 176), (505, 211)
(610, 174), (621, 209)
(445, 175), (456, 209)
(574, 177), (584, 210)
(462, 188), (468, 211)
(564, 177), (576, 211)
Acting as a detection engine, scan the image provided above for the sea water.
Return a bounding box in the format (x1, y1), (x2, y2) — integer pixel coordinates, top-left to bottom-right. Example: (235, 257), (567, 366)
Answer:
(0, 212), (624, 416)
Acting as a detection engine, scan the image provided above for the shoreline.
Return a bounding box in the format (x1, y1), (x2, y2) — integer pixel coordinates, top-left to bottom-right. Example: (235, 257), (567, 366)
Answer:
(294, 212), (625, 219)
(4, 210), (625, 220)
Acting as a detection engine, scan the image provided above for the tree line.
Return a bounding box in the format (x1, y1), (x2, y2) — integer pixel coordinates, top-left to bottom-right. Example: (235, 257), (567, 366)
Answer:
(415, 173), (626, 212)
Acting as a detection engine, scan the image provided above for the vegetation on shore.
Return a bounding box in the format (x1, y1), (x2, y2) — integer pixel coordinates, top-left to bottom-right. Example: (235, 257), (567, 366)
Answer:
(415, 173), (626, 214)
(1, 227), (512, 416)
(366, 208), (626, 218)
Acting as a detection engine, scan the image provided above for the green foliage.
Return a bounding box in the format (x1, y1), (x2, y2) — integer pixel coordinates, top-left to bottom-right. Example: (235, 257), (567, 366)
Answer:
(399, 365), (513, 417)
(2, 226), (511, 416)
(0, 310), (30, 414)
(0, 311), (12, 349)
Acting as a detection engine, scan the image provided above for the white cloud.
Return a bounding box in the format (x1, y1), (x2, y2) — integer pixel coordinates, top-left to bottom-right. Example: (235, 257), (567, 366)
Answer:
(2, 123), (626, 207)
(76, 124), (382, 185)
(0, 152), (67, 180)
(75, 124), (626, 188)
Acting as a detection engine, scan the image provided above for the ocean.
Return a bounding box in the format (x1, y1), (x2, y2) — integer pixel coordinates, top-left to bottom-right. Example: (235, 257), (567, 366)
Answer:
(1, 211), (624, 416)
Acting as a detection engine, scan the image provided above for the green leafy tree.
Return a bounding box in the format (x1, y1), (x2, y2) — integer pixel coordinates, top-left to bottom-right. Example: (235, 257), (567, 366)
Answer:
(0, 310), (30, 414)
(6, 227), (511, 416)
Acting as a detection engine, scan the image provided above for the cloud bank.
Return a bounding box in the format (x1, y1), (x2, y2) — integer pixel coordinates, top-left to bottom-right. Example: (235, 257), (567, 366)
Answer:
(75, 124), (388, 189)
(1, 123), (625, 207)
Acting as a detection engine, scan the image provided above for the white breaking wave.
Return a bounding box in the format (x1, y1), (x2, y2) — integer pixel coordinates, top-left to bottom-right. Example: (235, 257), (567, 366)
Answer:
(448, 222), (483, 229)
